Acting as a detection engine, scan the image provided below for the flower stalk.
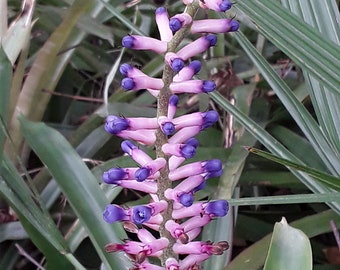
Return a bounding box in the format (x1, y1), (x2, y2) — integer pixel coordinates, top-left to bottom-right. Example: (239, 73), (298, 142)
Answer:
(102, 0), (239, 268)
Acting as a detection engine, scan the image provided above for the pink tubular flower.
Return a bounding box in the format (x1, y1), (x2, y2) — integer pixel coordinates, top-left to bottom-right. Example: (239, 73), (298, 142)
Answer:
(191, 18), (240, 34)
(165, 258), (180, 270)
(173, 240), (229, 255)
(168, 159), (222, 181)
(168, 126), (202, 144)
(117, 180), (157, 193)
(172, 110), (219, 130)
(167, 95), (179, 120)
(105, 115), (158, 134)
(199, 0), (232, 12)
(173, 60), (202, 82)
(170, 79), (216, 94)
(116, 129), (156, 146)
(122, 35), (167, 54)
(176, 34), (217, 60)
(121, 140), (153, 166)
(155, 7), (173, 42)
(172, 200), (229, 219)
(121, 76), (164, 92)
(179, 253), (210, 270)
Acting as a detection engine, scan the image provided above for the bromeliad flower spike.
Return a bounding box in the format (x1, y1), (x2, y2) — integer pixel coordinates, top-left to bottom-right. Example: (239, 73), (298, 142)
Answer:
(102, 1), (239, 269)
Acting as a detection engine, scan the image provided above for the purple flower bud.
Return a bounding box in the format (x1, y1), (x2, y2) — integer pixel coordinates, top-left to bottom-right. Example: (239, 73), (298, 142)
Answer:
(203, 159), (222, 173)
(202, 80), (216, 93)
(171, 58), (185, 72)
(135, 167), (151, 182)
(192, 181), (206, 192)
(169, 18), (182, 33)
(180, 144), (196, 159)
(105, 115), (129, 134)
(122, 35), (134, 48)
(204, 200), (229, 217)
(219, 0), (232, 11)
(178, 193), (194, 207)
(119, 63), (132, 77)
(202, 110), (219, 129)
(132, 205), (152, 224)
(121, 77), (135, 90)
(205, 34), (218, 46)
(103, 205), (129, 223)
(206, 168), (223, 179)
(169, 95), (179, 106)
(199, 0), (232, 12)
(189, 60), (202, 74)
(191, 19), (240, 34)
(185, 138), (199, 148)
(162, 122), (176, 135)
(122, 35), (167, 54)
(121, 140), (136, 155)
(103, 168), (127, 184)
(169, 13), (192, 33)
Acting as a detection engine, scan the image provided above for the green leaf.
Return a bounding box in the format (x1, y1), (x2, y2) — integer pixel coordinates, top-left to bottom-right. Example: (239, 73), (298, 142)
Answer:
(19, 116), (131, 269)
(264, 217), (312, 270)
(0, 46), (12, 165)
(236, 0), (340, 97)
(226, 210), (339, 270)
(246, 147), (340, 191)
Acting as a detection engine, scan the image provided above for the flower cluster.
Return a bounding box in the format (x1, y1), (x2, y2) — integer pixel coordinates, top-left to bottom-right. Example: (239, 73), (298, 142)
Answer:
(102, 1), (239, 269)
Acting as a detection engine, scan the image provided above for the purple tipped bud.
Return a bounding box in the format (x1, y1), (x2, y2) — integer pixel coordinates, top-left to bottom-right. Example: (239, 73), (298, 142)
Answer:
(119, 63), (132, 76)
(169, 18), (182, 33)
(121, 140), (136, 155)
(171, 58), (185, 72)
(103, 205), (128, 223)
(188, 60), (202, 74)
(206, 168), (223, 178)
(105, 115), (129, 134)
(162, 122), (176, 136)
(202, 110), (219, 129)
(185, 138), (199, 148)
(180, 144), (196, 159)
(121, 77), (135, 90)
(204, 200), (229, 217)
(135, 167), (151, 182)
(230, 20), (240, 32)
(103, 168), (127, 184)
(203, 159), (222, 172)
(169, 95), (179, 106)
(132, 206), (152, 224)
(202, 80), (216, 93)
(193, 181), (206, 192)
(220, 0), (232, 11)
(155, 6), (166, 14)
(179, 193), (194, 207)
(206, 34), (217, 46)
(122, 35), (134, 48)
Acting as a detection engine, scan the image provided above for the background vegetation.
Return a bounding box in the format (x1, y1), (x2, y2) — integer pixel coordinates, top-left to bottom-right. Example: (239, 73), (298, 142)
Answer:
(0, 0), (339, 269)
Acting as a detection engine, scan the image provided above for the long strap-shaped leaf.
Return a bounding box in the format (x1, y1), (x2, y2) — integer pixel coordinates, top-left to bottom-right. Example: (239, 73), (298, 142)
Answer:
(236, 0), (340, 97)
(19, 115), (131, 269)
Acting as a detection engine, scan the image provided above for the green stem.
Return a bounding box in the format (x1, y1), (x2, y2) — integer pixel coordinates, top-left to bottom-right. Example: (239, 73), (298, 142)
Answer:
(155, 1), (200, 265)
